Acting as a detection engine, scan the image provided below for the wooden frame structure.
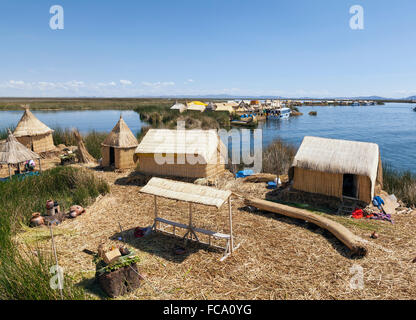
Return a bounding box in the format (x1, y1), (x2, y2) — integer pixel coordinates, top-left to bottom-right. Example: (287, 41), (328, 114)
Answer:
(0, 130), (42, 179)
(140, 177), (240, 261)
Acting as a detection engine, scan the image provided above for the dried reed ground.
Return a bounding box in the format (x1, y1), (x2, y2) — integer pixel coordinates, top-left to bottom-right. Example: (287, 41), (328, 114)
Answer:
(20, 168), (416, 300)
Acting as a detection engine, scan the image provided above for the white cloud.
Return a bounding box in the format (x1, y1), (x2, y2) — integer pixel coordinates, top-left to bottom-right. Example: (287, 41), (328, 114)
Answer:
(141, 81), (175, 88)
(97, 81), (117, 87)
(120, 79), (133, 85)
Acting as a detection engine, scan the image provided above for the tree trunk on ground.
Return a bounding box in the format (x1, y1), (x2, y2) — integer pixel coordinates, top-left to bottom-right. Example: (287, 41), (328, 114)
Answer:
(243, 173), (277, 183)
(244, 197), (367, 256)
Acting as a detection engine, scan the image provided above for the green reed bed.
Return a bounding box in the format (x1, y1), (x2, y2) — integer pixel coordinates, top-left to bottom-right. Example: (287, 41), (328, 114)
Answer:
(262, 139), (297, 175)
(53, 128), (107, 160)
(0, 98), (174, 110)
(0, 166), (109, 299)
(383, 163), (416, 207)
(136, 104), (231, 129)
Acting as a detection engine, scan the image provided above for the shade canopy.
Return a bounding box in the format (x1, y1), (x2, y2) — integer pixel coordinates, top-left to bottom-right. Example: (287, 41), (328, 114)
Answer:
(13, 107), (53, 137)
(0, 130), (40, 165)
(101, 115), (139, 148)
(140, 177), (232, 208)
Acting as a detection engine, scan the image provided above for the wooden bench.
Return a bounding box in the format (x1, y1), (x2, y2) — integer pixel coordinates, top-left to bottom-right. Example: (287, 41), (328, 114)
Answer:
(152, 217), (232, 258)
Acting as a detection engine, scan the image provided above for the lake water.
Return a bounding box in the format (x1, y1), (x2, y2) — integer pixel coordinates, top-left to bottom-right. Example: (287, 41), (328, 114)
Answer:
(259, 103), (416, 173)
(0, 110), (144, 135)
(1, 103), (415, 172)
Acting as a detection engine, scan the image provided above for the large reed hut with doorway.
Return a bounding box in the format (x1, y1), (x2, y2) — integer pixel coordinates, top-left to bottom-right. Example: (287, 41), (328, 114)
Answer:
(101, 116), (139, 169)
(289, 136), (383, 204)
(13, 106), (55, 153)
(135, 129), (226, 178)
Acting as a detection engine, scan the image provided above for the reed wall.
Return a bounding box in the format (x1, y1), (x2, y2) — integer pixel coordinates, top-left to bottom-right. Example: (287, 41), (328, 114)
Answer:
(137, 152), (225, 178)
(17, 133), (55, 153)
(293, 167), (375, 203)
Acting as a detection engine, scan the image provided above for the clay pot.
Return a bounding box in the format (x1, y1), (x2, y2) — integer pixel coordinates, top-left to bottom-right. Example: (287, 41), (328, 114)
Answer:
(69, 211), (78, 218)
(30, 213), (45, 227)
(69, 205), (85, 218)
(46, 200), (54, 210)
(119, 247), (130, 256)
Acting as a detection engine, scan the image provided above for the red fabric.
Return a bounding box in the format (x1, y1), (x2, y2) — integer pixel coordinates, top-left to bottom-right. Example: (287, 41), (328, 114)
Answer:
(134, 227), (145, 238)
(352, 209), (364, 219)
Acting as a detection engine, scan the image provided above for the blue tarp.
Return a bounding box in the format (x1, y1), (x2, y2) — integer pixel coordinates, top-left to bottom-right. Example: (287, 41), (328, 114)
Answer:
(267, 181), (277, 189)
(236, 169), (254, 178)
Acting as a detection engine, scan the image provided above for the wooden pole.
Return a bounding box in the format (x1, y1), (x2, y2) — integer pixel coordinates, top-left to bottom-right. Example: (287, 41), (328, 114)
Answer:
(8, 165), (12, 178)
(244, 197), (367, 256)
(228, 196), (233, 253)
(49, 225), (64, 300)
(38, 159), (42, 172)
(154, 195), (158, 229)
(189, 203), (193, 227)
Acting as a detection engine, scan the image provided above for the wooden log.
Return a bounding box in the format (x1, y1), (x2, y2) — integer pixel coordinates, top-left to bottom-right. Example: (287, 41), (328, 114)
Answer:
(244, 197), (367, 256)
(242, 173), (277, 183)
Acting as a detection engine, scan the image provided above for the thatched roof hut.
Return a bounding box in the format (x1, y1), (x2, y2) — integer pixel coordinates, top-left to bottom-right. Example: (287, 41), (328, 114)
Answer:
(170, 101), (187, 113)
(0, 130), (41, 177)
(289, 136), (383, 203)
(101, 116), (139, 169)
(214, 103), (235, 114)
(135, 129), (226, 178)
(186, 101), (207, 112)
(13, 106), (55, 153)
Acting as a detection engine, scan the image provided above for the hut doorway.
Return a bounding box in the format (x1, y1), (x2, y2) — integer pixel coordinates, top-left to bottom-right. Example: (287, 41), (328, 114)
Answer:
(109, 147), (115, 166)
(342, 174), (357, 198)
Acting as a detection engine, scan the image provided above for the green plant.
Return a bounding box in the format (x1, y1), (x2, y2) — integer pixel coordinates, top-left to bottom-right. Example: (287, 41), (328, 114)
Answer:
(383, 163), (416, 207)
(0, 166), (109, 299)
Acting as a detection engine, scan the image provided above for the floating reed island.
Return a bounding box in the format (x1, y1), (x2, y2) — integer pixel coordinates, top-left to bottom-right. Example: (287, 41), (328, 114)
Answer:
(2, 102), (416, 300)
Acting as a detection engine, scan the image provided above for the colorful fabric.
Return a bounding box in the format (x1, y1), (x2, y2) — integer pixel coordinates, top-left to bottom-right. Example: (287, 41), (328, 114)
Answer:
(352, 209), (364, 219)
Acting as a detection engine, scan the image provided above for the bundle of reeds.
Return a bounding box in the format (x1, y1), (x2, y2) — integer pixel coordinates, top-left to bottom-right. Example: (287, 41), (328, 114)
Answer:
(73, 129), (96, 164)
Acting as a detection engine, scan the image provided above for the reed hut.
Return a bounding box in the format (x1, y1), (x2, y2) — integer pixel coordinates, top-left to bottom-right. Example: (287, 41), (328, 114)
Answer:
(135, 129), (226, 178)
(101, 116), (139, 169)
(13, 106), (55, 153)
(170, 101), (187, 113)
(214, 103), (235, 114)
(0, 130), (41, 178)
(289, 136), (383, 204)
(186, 101), (207, 112)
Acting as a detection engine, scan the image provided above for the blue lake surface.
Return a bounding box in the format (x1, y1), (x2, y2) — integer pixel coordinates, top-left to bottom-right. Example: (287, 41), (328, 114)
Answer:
(1, 103), (415, 172)
(0, 110), (144, 135)
(259, 103), (416, 173)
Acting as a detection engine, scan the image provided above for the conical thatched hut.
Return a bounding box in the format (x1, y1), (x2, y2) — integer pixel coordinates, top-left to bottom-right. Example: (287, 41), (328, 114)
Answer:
(13, 106), (55, 153)
(289, 136), (383, 204)
(135, 129), (226, 178)
(101, 116), (139, 169)
(0, 130), (41, 177)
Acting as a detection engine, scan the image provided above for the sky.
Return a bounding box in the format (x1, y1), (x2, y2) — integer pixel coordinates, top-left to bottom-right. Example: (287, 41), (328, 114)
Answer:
(0, 0), (415, 98)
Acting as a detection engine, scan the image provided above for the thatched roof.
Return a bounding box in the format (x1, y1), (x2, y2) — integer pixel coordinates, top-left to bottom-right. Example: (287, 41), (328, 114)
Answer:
(101, 116), (139, 148)
(0, 130), (40, 164)
(291, 136), (380, 181)
(140, 177), (231, 208)
(13, 107), (53, 137)
(170, 102), (186, 112)
(214, 103), (235, 113)
(135, 129), (222, 163)
(186, 101), (206, 112)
